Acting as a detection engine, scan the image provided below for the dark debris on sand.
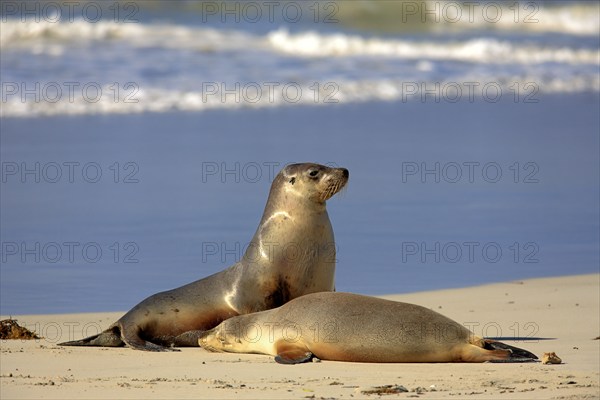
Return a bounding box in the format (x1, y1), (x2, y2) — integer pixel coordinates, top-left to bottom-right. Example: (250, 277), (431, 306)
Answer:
(0, 319), (41, 340)
(361, 385), (409, 395)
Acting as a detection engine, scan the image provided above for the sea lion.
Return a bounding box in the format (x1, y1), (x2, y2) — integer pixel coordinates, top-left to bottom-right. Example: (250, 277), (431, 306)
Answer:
(59, 163), (349, 351)
(199, 292), (538, 363)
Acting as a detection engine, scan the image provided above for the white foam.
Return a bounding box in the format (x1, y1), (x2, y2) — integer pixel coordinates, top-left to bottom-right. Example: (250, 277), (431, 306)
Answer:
(458, 2), (600, 36)
(0, 19), (262, 52)
(0, 19), (143, 47)
(3, 19), (598, 67)
(2, 76), (598, 118)
(267, 29), (599, 66)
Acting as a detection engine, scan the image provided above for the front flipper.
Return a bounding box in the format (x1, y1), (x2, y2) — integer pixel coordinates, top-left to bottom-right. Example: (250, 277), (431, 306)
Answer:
(126, 339), (179, 352)
(121, 326), (179, 352)
(172, 330), (205, 347)
(274, 342), (313, 364)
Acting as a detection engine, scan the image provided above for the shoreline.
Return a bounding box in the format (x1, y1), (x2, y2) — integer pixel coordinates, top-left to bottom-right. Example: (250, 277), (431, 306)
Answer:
(1, 272), (596, 319)
(1, 273), (598, 399)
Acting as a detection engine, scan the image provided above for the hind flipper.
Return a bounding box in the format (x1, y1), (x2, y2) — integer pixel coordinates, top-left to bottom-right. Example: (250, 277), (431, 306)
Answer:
(483, 339), (538, 362)
(459, 340), (538, 363)
(485, 357), (538, 363)
(59, 327), (124, 347)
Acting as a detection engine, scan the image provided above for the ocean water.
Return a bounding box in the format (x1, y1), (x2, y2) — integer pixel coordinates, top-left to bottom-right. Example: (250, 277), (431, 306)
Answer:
(2, 0), (599, 116)
(1, 1), (599, 314)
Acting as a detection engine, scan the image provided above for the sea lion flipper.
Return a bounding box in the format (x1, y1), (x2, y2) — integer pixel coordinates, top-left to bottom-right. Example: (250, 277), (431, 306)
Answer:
(172, 330), (206, 347)
(274, 351), (314, 364)
(123, 337), (179, 352)
(58, 326), (176, 351)
(274, 342), (313, 364)
(482, 339), (538, 362)
(59, 327), (124, 347)
(126, 340), (179, 352)
(461, 339), (537, 362)
(485, 357), (539, 363)
(121, 326), (179, 352)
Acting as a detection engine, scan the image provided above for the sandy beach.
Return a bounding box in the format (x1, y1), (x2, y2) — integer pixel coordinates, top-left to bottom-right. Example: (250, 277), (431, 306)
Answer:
(2, 2), (598, 399)
(1, 274), (598, 399)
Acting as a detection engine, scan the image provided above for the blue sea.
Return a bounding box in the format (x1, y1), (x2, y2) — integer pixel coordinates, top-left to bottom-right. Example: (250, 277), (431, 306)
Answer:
(1, 1), (599, 314)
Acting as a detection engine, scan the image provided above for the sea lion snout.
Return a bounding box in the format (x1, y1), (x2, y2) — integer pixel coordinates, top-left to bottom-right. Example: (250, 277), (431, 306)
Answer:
(319, 167), (349, 202)
(198, 331), (213, 349)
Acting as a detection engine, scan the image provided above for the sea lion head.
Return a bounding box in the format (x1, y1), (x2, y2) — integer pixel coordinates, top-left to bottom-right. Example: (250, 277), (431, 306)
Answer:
(198, 325), (230, 353)
(198, 318), (252, 354)
(277, 163), (349, 205)
(199, 315), (282, 356)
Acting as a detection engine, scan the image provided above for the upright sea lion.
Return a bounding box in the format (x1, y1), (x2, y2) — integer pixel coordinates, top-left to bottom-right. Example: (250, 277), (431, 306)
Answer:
(199, 292), (538, 364)
(59, 163), (349, 351)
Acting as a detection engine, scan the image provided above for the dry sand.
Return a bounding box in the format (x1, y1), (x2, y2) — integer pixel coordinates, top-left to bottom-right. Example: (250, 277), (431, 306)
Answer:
(1, 274), (599, 399)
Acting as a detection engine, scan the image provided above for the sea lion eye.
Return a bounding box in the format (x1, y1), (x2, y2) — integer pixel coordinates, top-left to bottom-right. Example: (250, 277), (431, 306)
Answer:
(289, 177), (296, 184)
(308, 170), (319, 178)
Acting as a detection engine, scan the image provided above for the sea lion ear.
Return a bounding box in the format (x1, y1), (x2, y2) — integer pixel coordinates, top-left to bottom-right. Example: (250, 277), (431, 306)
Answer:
(289, 177), (296, 185)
